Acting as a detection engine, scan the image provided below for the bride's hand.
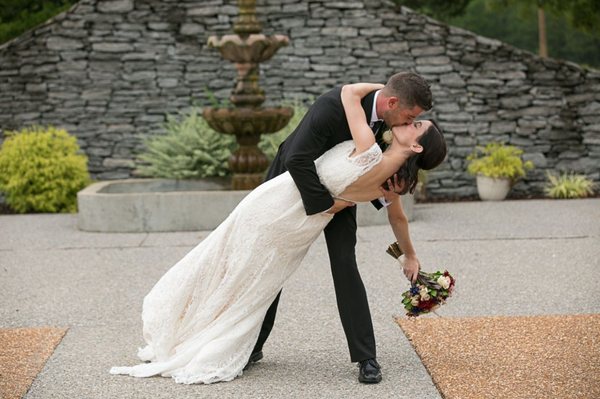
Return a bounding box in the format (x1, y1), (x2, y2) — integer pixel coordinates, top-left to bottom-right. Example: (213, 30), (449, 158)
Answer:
(401, 255), (420, 283)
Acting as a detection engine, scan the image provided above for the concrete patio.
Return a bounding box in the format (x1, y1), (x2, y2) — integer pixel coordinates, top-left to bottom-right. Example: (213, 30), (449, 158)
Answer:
(1, 198), (599, 398)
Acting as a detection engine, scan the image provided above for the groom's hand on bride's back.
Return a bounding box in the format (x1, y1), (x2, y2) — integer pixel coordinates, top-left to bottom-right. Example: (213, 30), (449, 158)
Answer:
(379, 175), (405, 203)
(325, 198), (355, 214)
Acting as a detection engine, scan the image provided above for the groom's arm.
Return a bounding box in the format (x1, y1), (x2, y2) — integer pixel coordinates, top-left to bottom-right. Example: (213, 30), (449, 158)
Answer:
(283, 92), (343, 215)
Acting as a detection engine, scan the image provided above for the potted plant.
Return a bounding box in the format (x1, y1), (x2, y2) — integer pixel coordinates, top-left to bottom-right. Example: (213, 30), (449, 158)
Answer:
(467, 142), (534, 201)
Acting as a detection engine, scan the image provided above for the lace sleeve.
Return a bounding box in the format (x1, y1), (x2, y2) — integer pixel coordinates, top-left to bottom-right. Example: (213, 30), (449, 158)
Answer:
(314, 141), (383, 197)
(347, 142), (382, 168)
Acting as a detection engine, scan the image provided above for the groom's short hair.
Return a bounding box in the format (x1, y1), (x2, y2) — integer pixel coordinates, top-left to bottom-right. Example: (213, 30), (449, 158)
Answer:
(383, 72), (432, 111)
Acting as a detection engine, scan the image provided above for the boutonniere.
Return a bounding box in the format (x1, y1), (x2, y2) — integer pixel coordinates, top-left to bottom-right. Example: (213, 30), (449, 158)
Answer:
(382, 129), (393, 145)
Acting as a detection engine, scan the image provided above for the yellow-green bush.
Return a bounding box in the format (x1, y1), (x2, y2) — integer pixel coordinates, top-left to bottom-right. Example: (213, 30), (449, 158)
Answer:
(0, 126), (90, 213)
(545, 172), (595, 199)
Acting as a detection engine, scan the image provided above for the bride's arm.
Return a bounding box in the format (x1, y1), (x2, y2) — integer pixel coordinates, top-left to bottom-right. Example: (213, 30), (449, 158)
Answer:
(341, 83), (384, 154)
(387, 198), (420, 283)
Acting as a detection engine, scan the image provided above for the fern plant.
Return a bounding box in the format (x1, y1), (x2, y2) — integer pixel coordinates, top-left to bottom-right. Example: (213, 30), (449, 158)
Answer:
(0, 126), (90, 213)
(137, 102), (308, 179)
(544, 172), (595, 199)
(467, 142), (534, 181)
(136, 109), (236, 179)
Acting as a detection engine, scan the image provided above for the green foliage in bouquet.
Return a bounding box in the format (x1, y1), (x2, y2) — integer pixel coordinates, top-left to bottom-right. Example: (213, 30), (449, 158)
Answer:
(258, 101), (308, 161)
(467, 142), (534, 181)
(544, 172), (595, 199)
(136, 109), (237, 179)
(0, 126), (90, 213)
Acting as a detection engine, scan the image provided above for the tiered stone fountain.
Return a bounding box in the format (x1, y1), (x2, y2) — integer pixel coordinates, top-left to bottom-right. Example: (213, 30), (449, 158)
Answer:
(77, 0), (395, 232)
(202, 0), (293, 190)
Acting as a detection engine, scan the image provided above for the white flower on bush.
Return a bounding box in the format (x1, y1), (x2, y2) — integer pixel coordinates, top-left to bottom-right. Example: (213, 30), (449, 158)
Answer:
(437, 276), (451, 289)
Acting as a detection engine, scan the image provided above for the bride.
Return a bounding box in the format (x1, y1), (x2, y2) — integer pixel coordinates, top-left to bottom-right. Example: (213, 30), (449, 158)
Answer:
(110, 83), (447, 384)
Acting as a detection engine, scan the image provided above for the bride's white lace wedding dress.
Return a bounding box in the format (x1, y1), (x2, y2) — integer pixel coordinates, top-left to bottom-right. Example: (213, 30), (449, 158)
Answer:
(110, 140), (382, 384)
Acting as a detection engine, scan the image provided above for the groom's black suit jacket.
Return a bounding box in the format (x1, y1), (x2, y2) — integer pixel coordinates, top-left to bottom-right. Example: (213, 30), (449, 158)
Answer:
(265, 87), (386, 213)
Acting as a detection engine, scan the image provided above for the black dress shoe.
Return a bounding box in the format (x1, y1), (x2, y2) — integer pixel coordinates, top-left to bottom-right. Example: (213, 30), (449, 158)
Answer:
(243, 350), (263, 371)
(358, 358), (382, 383)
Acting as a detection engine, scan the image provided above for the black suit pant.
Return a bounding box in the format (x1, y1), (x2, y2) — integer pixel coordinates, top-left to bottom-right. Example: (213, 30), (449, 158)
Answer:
(252, 205), (377, 362)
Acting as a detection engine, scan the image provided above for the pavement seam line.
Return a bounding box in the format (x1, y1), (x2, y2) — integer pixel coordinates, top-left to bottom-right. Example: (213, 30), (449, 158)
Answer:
(1, 234), (594, 253)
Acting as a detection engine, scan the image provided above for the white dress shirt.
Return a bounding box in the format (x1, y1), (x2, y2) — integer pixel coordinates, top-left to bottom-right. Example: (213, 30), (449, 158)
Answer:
(371, 90), (392, 208)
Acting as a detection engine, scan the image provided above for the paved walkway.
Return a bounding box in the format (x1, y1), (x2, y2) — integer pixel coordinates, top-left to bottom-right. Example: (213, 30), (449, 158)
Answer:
(1, 199), (599, 398)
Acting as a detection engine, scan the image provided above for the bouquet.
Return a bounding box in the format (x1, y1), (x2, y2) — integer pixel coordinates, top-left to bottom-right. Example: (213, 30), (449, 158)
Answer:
(387, 242), (455, 317)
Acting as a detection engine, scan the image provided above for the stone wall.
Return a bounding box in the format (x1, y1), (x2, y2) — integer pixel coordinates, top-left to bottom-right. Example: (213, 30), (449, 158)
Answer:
(1, 0), (599, 198)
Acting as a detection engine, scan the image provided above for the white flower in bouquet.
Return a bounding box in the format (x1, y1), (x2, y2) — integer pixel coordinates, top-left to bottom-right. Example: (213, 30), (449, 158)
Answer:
(437, 275), (451, 289)
(418, 285), (429, 300)
(411, 296), (420, 306)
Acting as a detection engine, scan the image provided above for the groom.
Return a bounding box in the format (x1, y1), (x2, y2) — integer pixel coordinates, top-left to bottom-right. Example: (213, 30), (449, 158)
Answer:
(247, 72), (433, 383)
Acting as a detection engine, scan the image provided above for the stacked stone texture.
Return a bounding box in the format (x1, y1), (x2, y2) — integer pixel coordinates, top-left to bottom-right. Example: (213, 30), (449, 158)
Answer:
(0, 0), (598, 198)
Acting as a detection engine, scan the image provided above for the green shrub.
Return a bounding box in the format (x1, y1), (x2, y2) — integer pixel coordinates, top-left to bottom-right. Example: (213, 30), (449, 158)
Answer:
(258, 101), (308, 161)
(136, 108), (237, 179)
(0, 1), (77, 44)
(544, 172), (595, 199)
(0, 126), (90, 213)
(467, 142), (534, 181)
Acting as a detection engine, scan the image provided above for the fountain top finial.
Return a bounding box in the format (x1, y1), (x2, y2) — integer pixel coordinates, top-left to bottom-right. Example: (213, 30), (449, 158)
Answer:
(234, 0), (262, 37)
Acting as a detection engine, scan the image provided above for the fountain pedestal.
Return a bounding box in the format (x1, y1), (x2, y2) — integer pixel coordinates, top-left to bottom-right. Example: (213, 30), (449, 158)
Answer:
(203, 105), (292, 189)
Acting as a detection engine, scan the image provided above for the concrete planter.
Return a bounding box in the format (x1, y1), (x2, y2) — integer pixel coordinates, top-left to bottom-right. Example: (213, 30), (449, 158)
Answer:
(77, 179), (414, 232)
(476, 175), (511, 201)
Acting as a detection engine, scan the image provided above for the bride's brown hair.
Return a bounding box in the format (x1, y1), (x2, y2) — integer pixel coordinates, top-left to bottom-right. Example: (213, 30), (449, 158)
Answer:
(387, 119), (447, 195)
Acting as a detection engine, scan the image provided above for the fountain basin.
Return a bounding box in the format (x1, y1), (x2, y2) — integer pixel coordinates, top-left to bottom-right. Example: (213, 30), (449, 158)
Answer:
(207, 34), (290, 63)
(77, 179), (413, 232)
(203, 107), (293, 136)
